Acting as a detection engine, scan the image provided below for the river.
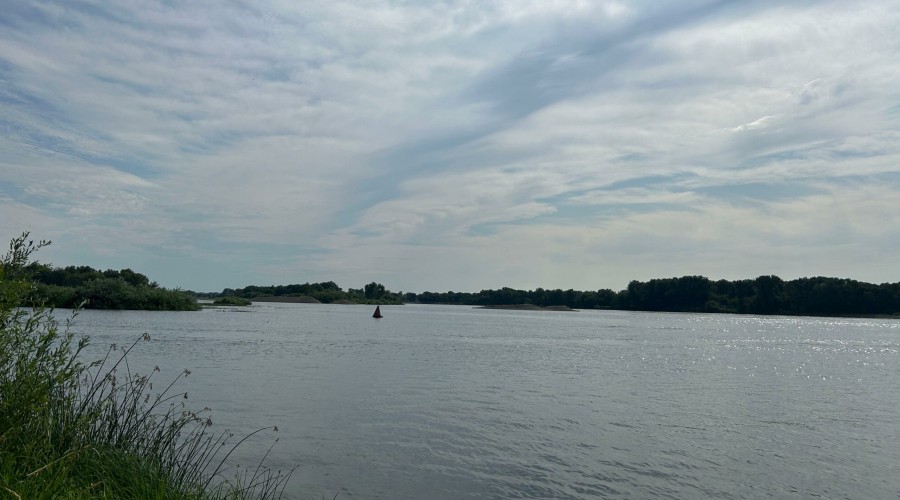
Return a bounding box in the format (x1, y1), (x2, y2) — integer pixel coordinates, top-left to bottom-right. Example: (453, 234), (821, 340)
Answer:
(66, 303), (900, 499)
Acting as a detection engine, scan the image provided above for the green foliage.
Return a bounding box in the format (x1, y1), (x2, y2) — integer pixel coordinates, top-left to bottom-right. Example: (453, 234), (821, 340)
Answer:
(0, 232), (292, 498)
(200, 281), (403, 305)
(363, 282), (386, 299)
(27, 265), (198, 311)
(412, 287), (619, 309)
(624, 276), (712, 312)
(406, 275), (900, 317)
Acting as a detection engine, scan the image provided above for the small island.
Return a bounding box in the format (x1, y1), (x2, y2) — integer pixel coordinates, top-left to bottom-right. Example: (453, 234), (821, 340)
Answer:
(195, 281), (404, 306)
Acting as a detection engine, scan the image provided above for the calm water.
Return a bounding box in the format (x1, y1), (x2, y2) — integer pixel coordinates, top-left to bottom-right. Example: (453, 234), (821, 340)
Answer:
(65, 304), (900, 499)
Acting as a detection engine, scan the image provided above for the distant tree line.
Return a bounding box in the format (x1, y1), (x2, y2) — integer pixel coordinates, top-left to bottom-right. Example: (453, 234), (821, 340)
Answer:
(195, 281), (403, 305)
(405, 275), (900, 317)
(25, 263), (199, 311)
(189, 274), (900, 316)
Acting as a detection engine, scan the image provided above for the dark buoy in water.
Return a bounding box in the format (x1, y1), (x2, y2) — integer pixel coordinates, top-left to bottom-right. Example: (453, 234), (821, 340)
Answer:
(373, 305), (383, 318)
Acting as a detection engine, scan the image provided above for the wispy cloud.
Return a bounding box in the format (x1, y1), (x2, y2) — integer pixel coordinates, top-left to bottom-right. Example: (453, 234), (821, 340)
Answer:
(2, 0), (898, 291)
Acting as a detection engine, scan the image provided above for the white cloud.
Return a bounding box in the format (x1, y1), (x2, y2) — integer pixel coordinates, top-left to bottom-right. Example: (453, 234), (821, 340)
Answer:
(0, 198), (58, 244)
(732, 115), (782, 133)
(306, 179), (900, 292)
(1, 0), (899, 291)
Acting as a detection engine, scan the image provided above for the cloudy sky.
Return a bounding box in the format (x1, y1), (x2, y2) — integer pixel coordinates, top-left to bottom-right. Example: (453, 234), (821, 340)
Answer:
(2, 0), (899, 293)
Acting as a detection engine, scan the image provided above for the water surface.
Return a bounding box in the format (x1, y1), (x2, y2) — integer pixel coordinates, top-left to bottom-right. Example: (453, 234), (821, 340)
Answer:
(68, 304), (900, 499)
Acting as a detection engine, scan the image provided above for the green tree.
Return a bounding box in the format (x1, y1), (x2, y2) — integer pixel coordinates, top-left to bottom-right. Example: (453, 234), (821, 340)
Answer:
(119, 268), (151, 287)
(364, 282), (386, 299)
(751, 275), (785, 314)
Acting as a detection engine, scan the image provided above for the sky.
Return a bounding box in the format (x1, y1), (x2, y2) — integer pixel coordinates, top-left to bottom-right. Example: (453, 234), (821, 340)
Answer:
(2, 0), (899, 294)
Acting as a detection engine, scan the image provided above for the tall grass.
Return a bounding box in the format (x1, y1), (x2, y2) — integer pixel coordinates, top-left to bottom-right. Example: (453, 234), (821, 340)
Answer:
(0, 233), (292, 498)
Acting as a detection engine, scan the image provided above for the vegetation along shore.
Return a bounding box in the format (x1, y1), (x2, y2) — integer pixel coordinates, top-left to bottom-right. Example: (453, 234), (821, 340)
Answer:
(25, 262), (199, 311)
(409, 276), (900, 318)
(1, 233), (291, 498)
(198, 276), (900, 319)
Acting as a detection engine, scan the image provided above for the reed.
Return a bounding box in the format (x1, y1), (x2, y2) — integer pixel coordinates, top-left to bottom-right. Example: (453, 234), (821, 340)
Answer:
(1, 233), (292, 498)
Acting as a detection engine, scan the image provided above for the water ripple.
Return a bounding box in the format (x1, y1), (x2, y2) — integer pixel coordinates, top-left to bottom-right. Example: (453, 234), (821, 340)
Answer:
(63, 305), (900, 499)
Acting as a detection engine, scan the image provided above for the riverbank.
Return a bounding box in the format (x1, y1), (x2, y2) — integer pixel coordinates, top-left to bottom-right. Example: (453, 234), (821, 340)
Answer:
(249, 296), (392, 305)
(478, 304), (576, 312)
(251, 295), (321, 303)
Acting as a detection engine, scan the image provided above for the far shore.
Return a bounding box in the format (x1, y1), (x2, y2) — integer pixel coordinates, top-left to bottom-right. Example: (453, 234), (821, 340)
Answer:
(477, 304), (576, 312)
(250, 295), (321, 304)
(246, 298), (575, 311)
(249, 296), (358, 304)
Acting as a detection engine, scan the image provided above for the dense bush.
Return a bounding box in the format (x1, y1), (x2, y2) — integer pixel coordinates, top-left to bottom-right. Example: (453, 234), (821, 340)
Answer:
(27, 264), (199, 311)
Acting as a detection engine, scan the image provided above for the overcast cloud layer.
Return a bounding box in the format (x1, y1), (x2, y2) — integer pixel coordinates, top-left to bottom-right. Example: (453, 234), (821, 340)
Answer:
(2, 0), (899, 293)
